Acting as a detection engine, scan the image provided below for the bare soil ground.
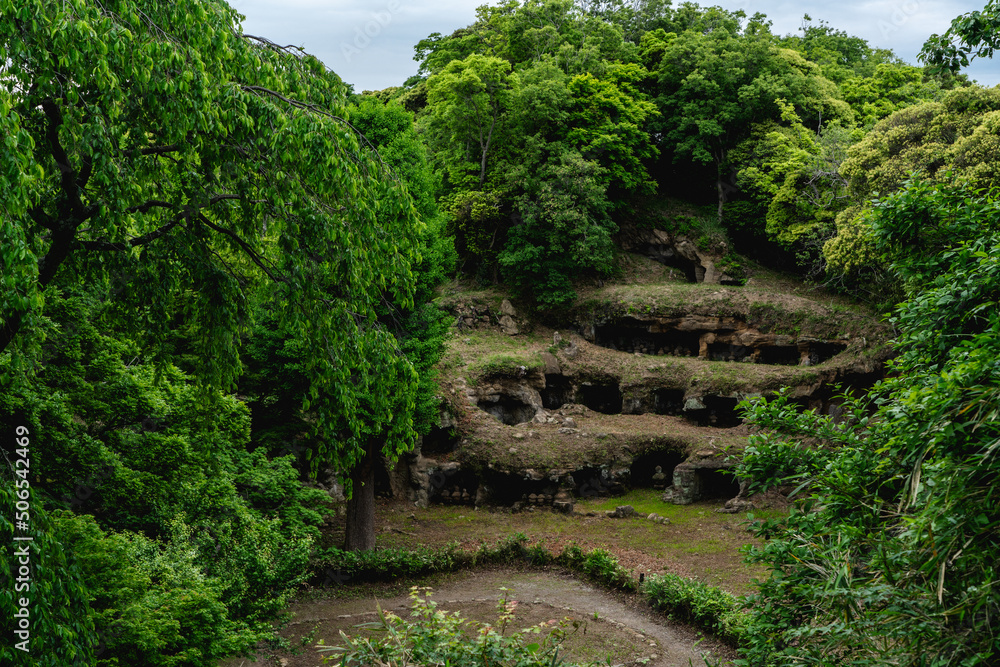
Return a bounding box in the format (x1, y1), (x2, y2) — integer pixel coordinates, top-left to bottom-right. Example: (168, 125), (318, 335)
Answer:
(219, 567), (734, 667)
(218, 493), (777, 667)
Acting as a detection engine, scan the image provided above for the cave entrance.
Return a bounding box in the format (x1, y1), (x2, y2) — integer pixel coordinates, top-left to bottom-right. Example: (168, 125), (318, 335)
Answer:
(594, 321), (701, 357)
(421, 425), (458, 455)
(695, 468), (741, 500)
(630, 449), (687, 488)
(802, 341), (848, 365)
(685, 396), (743, 427)
(483, 471), (558, 505)
(640, 244), (702, 283)
(430, 467), (479, 505)
(478, 396), (536, 425)
(653, 389), (685, 416)
(757, 345), (800, 366)
(541, 374), (574, 410)
(579, 382), (623, 414)
(707, 343), (754, 362)
(572, 466), (623, 498)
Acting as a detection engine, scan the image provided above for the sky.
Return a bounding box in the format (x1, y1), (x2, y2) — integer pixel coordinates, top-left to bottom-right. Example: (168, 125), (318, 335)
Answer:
(231, 0), (1000, 92)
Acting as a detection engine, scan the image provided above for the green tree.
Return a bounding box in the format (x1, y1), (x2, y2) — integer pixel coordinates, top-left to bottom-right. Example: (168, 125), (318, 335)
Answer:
(241, 96), (451, 551)
(425, 53), (517, 190)
(1, 0), (421, 550)
(921, 0), (1000, 74)
(824, 86), (1000, 280)
(644, 20), (852, 218)
(498, 149), (614, 307)
(737, 179), (1000, 666)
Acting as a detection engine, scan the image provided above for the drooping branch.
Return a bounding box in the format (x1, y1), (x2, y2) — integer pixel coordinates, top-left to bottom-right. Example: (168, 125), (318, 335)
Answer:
(195, 212), (286, 283)
(238, 84), (393, 177)
(41, 99), (97, 225)
(77, 213), (186, 251)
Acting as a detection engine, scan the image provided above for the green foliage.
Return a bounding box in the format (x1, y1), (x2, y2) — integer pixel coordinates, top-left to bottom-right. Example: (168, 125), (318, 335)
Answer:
(54, 512), (270, 667)
(646, 21), (851, 214)
(779, 16), (896, 83)
(1, 485), (96, 667)
(310, 534), (538, 583)
(0, 289), (324, 665)
(313, 545), (461, 582)
(0, 1), (427, 540)
(498, 150), (616, 307)
(921, 1), (1000, 74)
(416, 1), (657, 298)
(643, 573), (748, 644)
(469, 352), (544, 381)
(736, 180), (1000, 666)
(318, 586), (595, 667)
(825, 86), (1000, 284)
(425, 54), (517, 190)
(558, 545), (636, 592)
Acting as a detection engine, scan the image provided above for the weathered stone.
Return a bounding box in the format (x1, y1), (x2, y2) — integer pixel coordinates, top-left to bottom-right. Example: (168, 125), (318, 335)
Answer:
(500, 299), (517, 317)
(540, 351), (562, 375)
(651, 465), (668, 490)
(610, 505), (636, 518)
(499, 314), (519, 335)
(684, 396), (706, 411)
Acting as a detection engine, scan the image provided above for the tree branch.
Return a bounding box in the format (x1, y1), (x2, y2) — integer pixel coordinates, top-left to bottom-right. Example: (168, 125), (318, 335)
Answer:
(139, 144), (183, 156)
(195, 212), (286, 283)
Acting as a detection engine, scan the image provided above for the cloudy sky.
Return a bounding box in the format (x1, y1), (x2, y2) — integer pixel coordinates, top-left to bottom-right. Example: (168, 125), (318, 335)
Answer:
(232, 0), (1000, 91)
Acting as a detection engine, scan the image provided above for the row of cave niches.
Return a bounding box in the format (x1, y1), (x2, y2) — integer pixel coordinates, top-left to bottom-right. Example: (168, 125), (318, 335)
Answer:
(366, 443), (743, 505)
(472, 374), (878, 430)
(505, 377), (743, 428)
(414, 450), (741, 507)
(593, 322), (847, 366)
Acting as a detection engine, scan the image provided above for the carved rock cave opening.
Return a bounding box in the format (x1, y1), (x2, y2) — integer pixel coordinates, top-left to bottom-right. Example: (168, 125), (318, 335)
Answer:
(478, 395), (537, 426)
(684, 395), (743, 427)
(595, 321), (702, 357)
(630, 449), (688, 488)
(541, 374), (575, 410)
(696, 468), (742, 500)
(578, 382), (623, 415)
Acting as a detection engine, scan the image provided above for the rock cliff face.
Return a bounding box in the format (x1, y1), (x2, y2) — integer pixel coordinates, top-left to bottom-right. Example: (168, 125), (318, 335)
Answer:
(385, 258), (892, 511)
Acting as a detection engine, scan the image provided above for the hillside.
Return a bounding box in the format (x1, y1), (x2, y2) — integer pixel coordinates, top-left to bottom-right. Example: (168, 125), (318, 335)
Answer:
(394, 246), (892, 513)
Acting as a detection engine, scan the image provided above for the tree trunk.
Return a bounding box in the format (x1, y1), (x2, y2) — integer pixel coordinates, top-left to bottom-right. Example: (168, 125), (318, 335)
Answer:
(717, 177), (725, 221)
(344, 441), (377, 552)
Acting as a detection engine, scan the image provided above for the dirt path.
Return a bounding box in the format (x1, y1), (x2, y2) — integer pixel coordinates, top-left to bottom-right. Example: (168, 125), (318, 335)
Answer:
(220, 567), (727, 667)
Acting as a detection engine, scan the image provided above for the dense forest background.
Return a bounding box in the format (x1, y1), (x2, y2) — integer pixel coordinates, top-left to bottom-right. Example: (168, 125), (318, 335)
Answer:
(2, 0), (999, 665)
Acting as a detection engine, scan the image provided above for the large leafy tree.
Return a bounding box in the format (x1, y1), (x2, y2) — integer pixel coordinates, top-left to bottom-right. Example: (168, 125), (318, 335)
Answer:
(823, 86), (1000, 280)
(424, 54), (517, 190)
(737, 178), (1000, 667)
(643, 16), (852, 218)
(416, 0), (657, 301)
(1, 0), (420, 549)
(241, 97), (452, 551)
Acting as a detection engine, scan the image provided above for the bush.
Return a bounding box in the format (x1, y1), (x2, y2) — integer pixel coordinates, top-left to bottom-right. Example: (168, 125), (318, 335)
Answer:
(318, 587), (596, 666)
(52, 511), (268, 667)
(312, 534), (539, 585)
(558, 545), (637, 592)
(642, 573), (748, 645)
